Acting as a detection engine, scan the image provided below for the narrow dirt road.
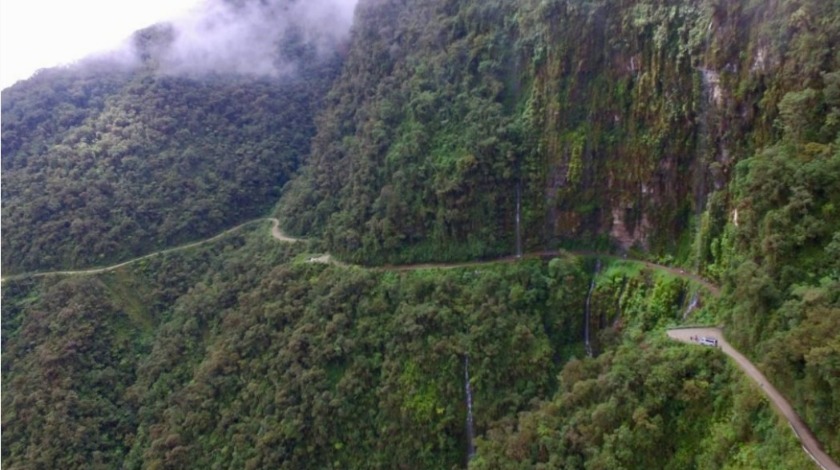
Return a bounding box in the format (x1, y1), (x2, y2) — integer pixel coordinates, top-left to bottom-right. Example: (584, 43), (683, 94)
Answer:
(369, 250), (720, 297)
(2, 218), (298, 283)
(270, 218), (302, 243)
(3, 222), (718, 299)
(668, 328), (839, 470)
(570, 250), (720, 296)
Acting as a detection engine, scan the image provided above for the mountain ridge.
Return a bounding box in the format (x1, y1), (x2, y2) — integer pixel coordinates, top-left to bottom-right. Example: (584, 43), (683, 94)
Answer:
(2, 0), (839, 468)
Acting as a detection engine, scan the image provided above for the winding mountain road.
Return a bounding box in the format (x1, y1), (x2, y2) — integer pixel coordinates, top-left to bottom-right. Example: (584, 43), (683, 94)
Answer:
(1, 218), (298, 283)
(668, 328), (839, 470)
(5, 217), (834, 468)
(0, 217), (720, 296)
(2, 218), (719, 296)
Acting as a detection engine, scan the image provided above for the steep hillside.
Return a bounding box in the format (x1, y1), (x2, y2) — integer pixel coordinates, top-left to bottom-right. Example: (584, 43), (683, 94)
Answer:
(1, 230), (811, 469)
(282, 0), (839, 265)
(1, 227), (584, 468)
(2, 0), (839, 468)
(280, 0), (840, 458)
(1, 2), (343, 274)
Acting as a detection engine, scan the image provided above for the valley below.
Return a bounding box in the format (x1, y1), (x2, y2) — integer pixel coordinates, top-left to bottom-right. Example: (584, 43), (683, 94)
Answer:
(3, 0), (840, 468)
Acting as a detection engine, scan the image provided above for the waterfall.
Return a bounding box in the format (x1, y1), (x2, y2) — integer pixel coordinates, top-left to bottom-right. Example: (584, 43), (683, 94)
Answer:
(693, 67), (719, 270)
(612, 279), (626, 327)
(515, 182), (522, 258)
(584, 259), (601, 358)
(695, 68), (717, 216)
(464, 355), (476, 462)
(682, 292), (700, 320)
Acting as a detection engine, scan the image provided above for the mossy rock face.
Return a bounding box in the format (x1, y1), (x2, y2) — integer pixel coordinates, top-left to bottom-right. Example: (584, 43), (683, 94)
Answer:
(283, 0), (840, 266)
(4, 0), (840, 467)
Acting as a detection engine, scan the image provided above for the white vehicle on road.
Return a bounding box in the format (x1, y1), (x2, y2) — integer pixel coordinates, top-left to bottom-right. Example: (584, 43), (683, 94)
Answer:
(698, 336), (718, 347)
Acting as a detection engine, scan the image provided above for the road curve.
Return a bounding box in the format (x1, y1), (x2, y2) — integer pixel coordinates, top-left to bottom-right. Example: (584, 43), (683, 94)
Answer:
(270, 218), (302, 243)
(2, 218), (300, 283)
(369, 250), (720, 297)
(571, 250), (720, 296)
(668, 328), (839, 470)
(3, 219), (717, 301)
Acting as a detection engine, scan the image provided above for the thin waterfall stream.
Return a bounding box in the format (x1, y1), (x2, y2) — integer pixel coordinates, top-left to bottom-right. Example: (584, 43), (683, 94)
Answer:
(584, 259), (601, 358)
(612, 279), (626, 327)
(693, 67), (719, 269)
(682, 291), (700, 320)
(696, 67), (714, 216)
(515, 182), (522, 258)
(464, 355), (476, 462)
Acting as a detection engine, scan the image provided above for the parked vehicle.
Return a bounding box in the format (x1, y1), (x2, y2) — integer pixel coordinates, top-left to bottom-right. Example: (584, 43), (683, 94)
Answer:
(699, 336), (718, 347)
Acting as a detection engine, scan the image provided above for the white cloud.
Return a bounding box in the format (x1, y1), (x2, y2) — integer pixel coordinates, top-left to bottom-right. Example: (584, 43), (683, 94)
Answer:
(158, 0), (358, 78)
(0, 0), (203, 89)
(0, 0), (359, 89)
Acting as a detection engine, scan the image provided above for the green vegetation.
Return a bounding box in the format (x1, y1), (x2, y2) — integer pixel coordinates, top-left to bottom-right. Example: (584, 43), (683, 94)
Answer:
(279, 0), (840, 460)
(1, 44), (340, 274)
(3, 0), (839, 467)
(473, 336), (814, 470)
(279, 0), (531, 264)
(2, 231), (589, 468)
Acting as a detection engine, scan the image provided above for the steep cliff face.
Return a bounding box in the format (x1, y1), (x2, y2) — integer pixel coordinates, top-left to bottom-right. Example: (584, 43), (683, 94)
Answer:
(281, 0), (528, 263)
(518, 0), (707, 252)
(278, 2), (840, 456)
(282, 0), (839, 263)
(2, 0), (839, 466)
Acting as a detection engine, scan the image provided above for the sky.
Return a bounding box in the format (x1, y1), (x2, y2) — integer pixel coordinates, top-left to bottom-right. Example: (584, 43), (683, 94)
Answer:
(0, 0), (204, 89)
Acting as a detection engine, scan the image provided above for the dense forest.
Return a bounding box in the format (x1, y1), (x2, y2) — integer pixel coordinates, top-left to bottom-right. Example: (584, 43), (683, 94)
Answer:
(1, 17), (342, 273)
(281, 0), (840, 267)
(279, 0), (840, 461)
(2, 0), (839, 468)
(0, 229), (811, 469)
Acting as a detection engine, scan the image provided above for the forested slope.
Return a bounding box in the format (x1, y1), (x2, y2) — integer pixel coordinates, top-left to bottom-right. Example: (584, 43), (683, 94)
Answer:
(1, 13), (341, 274)
(2, 0), (839, 467)
(282, 0), (839, 266)
(1, 230), (812, 469)
(2, 226), (587, 468)
(280, 0), (840, 459)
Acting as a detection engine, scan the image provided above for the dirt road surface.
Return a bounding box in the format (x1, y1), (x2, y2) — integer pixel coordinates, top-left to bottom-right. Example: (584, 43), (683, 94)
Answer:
(2, 218), (296, 283)
(668, 327), (839, 470)
(269, 218), (301, 243)
(3, 223), (719, 299)
(14, 218), (832, 467)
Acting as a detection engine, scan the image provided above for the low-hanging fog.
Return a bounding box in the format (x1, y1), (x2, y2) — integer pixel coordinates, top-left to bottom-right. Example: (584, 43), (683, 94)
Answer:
(135, 0), (358, 78)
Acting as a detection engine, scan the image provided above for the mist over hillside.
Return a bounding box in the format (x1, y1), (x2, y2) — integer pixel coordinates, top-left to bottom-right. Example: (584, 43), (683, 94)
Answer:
(130, 0), (357, 78)
(2, 0), (839, 469)
(1, 0), (352, 273)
